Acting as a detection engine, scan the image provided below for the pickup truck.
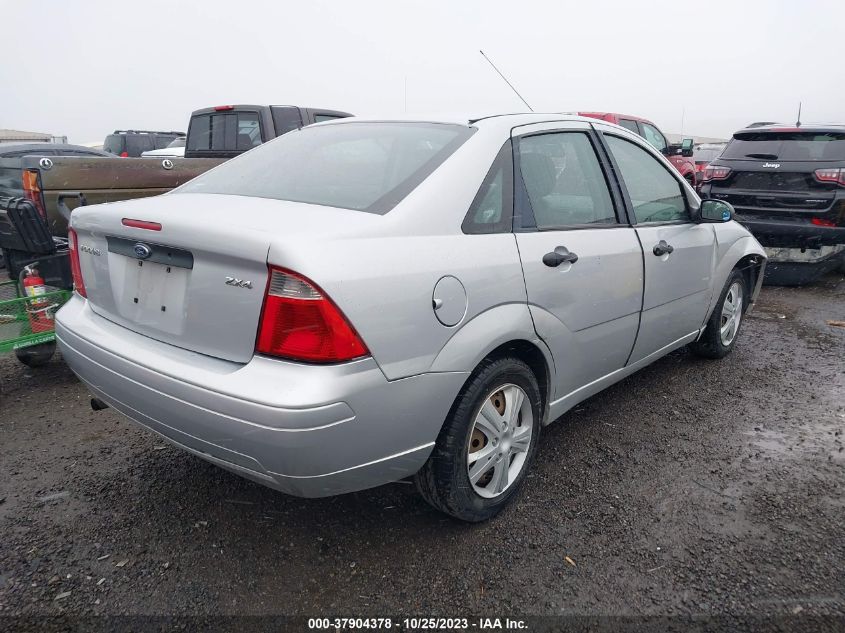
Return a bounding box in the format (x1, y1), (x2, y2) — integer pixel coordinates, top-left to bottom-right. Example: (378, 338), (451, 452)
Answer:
(1, 104), (352, 280)
(579, 112), (697, 186)
(10, 104), (353, 238)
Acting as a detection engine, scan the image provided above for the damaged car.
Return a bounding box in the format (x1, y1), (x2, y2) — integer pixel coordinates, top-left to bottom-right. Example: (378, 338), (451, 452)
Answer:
(699, 124), (845, 284)
(56, 114), (766, 521)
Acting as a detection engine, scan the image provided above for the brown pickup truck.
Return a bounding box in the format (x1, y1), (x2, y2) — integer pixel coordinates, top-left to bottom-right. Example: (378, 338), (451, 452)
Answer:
(5, 104), (352, 240)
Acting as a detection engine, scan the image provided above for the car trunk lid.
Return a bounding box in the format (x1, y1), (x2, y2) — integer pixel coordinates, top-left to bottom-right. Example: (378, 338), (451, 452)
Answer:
(69, 193), (380, 363)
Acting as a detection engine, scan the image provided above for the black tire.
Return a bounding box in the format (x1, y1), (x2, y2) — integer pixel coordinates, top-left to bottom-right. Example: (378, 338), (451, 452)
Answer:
(415, 356), (542, 522)
(15, 342), (56, 367)
(689, 269), (747, 359)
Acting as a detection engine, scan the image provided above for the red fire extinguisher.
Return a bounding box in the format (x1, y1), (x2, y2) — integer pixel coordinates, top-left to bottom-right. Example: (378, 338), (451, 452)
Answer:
(22, 266), (54, 334)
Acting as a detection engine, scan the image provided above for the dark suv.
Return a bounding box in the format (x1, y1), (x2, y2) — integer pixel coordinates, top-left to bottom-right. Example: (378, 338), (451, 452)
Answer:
(700, 124), (845, 284)
(103, 130), (185, 157)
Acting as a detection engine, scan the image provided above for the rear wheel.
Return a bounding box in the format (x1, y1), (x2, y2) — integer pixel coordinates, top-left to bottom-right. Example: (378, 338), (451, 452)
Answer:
(689, 269), (746, 359)
(15, 342), (56, 367)
(415, 356), (542, 522)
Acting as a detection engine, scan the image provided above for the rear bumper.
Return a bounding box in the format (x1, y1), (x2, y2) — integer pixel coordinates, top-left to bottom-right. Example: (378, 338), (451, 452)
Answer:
(736, 217), (845, 247)
(56, 296), (467, 497)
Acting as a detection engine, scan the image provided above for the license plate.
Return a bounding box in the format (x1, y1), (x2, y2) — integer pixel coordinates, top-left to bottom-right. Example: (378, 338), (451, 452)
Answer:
(116, 257), (190, 334)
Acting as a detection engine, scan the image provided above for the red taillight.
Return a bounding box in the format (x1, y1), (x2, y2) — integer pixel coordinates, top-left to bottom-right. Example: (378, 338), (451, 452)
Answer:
(122, 218), (162, 231)
(256, 267), (368, 363)
(21, 169), (47, 219)
(214, 105), (235, 111)
(120, 151), (129, 157)
(702, 165), (731, 182)
(814, 168), (845, 187)
(811, 217), (837, 227)
(67, 228), (87, 297)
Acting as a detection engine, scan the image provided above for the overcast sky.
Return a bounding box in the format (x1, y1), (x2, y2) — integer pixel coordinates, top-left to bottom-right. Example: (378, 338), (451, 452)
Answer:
(3, 0), (843, 144)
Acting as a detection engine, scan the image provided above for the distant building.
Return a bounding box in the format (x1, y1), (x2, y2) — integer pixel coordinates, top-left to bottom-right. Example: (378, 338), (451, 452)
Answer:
(0, 128), (67, 144)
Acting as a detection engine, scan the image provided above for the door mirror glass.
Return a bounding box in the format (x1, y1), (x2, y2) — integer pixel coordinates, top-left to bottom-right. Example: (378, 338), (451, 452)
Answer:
(699, 199), (733, 222)
(681, 138), (694, 157)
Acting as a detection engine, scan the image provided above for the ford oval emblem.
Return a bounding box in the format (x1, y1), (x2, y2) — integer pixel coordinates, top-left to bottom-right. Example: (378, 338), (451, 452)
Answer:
(133, 243), (152, 259)
(162, 159), (174, 170)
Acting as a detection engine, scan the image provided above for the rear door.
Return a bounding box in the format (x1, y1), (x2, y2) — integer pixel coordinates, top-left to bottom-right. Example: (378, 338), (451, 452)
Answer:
(598, 126), (716, 362)
(512, 121), (644, 401)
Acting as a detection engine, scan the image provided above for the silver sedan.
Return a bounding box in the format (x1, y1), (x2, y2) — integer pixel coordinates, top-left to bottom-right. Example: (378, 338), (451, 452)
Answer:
(57, 114), (766, 521)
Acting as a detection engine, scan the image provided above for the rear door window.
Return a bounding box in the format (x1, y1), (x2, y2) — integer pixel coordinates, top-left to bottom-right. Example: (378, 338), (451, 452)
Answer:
(721, 132), (845, 161)
(606, 135), (688, 223)
(517, 132), (618, 228)
(271, 106), (303, 136)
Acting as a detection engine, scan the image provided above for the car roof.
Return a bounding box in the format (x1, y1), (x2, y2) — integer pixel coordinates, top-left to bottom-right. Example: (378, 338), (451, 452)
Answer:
(0, 143), (111, 157)
(577, 111), (655, 125)
(321, 113), (622, 133)
(734, 123), (845, 135)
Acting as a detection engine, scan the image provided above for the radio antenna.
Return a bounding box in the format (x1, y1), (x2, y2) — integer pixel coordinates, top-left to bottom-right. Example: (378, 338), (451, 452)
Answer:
(796, 101), (802, 127)
(479, 50), (534, 112)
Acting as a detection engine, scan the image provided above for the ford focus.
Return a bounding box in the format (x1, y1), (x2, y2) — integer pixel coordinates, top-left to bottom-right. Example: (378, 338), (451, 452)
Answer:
(57, 114), (766, 521)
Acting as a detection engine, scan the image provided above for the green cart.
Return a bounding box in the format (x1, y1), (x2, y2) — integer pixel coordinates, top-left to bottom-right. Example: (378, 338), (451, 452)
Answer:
(0, 279), (71, 366)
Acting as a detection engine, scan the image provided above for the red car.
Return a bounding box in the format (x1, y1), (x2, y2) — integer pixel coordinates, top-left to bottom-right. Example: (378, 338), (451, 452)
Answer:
(579, 112), (697, 187)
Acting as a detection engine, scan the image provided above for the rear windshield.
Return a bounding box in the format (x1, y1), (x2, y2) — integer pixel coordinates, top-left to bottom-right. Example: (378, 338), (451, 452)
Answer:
(722, 132), (845, 161)
(176, 122), (475, 214)
(126, 135), (155, 155)
(103, 135), (124, 154)
(187, 111), (263, 153)
(693, 146), (725, 163)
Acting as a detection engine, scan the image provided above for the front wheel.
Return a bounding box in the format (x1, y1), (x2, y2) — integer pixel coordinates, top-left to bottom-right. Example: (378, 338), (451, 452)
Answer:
(415, 356), (542, 522)
(689, 269), (746, 359)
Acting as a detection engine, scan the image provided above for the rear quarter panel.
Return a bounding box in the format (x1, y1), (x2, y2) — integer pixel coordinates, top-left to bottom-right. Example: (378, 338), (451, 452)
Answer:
(269, 232), (531, 381)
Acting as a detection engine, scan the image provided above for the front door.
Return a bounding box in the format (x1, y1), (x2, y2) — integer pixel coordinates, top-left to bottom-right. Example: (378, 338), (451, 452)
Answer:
(512, 123), (644, 403)
(600, 131), (716, 363)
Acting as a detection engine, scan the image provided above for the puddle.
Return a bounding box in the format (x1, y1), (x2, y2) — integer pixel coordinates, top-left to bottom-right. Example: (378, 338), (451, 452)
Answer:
(743, 420), (844, 462)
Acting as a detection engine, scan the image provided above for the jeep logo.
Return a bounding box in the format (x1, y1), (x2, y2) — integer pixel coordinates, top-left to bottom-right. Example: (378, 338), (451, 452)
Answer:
(225, 277), (253, 289)
(762, 162), (781, 168)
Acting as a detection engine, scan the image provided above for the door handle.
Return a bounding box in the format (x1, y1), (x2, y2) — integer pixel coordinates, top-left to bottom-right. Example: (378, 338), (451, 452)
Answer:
(542, 247), (579, 267)
(653, 240), (674, 256)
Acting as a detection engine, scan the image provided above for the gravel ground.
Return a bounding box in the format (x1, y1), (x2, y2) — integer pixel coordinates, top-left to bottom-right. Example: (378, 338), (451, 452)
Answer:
(0, 274), (842, 624)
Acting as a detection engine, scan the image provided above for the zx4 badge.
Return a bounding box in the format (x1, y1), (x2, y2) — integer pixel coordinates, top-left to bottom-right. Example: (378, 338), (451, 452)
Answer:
(225, 277), (253, 289)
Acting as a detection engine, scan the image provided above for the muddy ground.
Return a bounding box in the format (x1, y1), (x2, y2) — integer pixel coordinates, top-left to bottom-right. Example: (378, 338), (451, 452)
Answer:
(0, 274), (842, 626)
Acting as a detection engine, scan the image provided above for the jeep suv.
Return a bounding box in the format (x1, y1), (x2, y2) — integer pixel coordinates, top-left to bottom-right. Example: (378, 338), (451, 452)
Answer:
(699, 124), (845, 284)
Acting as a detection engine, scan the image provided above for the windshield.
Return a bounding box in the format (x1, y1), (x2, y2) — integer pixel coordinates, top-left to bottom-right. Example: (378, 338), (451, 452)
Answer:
(722, 131), (845, 161)
(176, 122), (474, 214)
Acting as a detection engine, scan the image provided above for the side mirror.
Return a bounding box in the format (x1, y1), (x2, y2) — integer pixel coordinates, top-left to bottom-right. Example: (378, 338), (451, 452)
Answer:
(696, 199), (734, 223)
(681, 138), (694, 157)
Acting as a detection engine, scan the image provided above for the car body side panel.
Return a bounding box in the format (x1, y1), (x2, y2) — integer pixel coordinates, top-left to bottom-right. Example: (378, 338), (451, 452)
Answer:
(701, 230), (767, 325)
(628, 223), (716, 363)
(515, 229), (644, 400)
(271, 233), (528, 380)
